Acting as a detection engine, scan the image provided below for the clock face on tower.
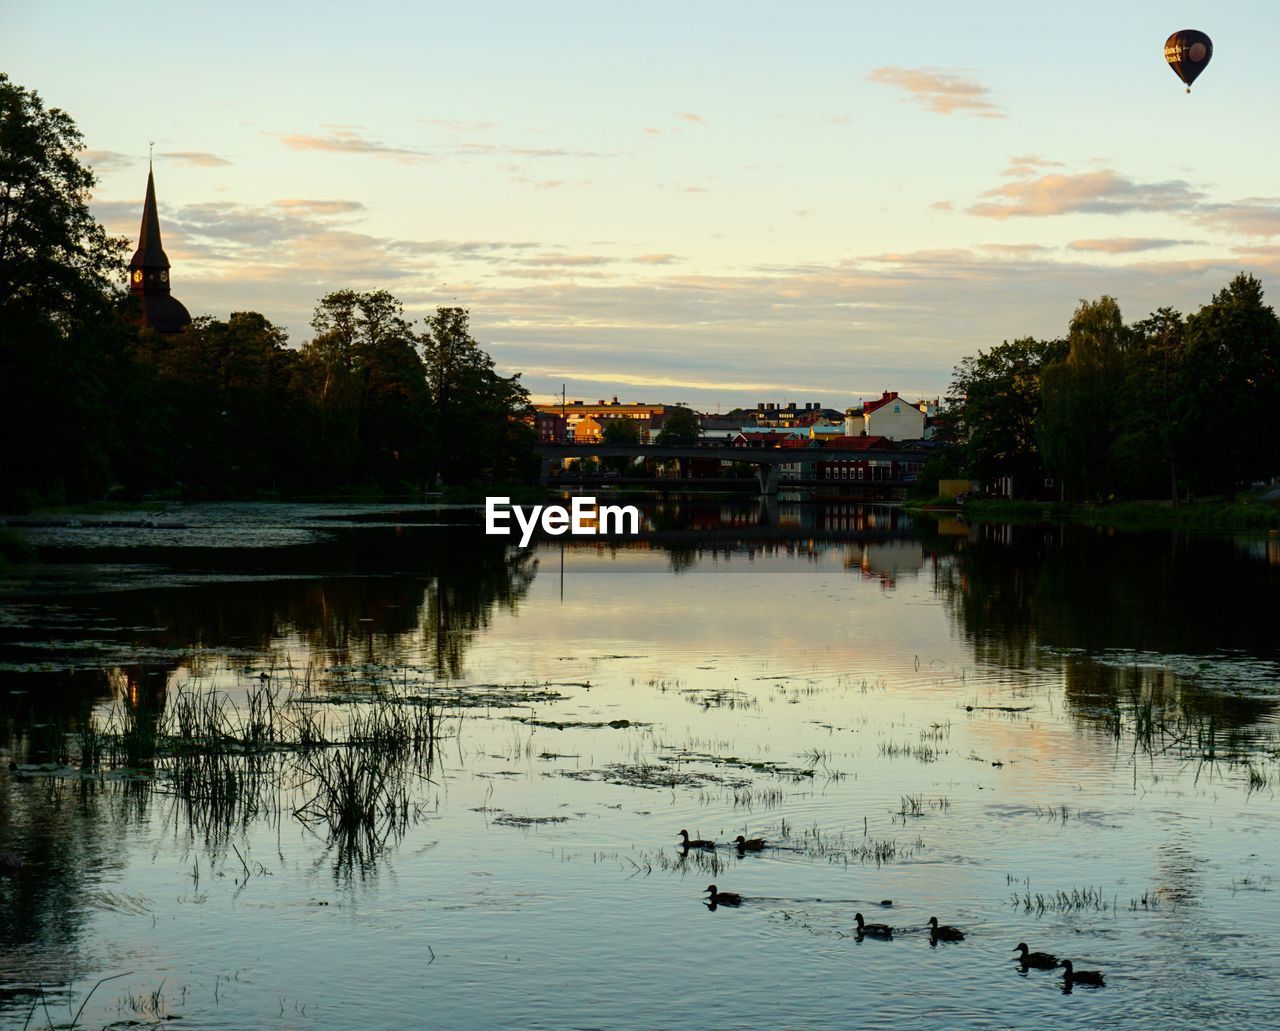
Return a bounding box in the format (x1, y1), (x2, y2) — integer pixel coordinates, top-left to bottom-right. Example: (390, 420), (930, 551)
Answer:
(160, 270), (168, 283)
(132, 269), (143, 283)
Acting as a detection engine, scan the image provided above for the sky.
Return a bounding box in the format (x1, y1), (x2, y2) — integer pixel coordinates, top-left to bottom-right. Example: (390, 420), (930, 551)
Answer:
(9, 2), (1280, 409)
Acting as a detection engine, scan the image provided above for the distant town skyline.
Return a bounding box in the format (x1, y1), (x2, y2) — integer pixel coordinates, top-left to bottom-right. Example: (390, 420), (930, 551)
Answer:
(10, 2), (1280, 408)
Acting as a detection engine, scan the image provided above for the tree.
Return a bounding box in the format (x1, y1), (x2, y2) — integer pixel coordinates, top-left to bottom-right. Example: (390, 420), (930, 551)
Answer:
(419, 307), (532, 484)
(1038, 297), (1129, 500)
(600, 417), (641, 474)
(1114, 308), (1186, 503)
(1, 73), (131, 506)
(301, 290), (433, 488)
(948, 337), (1064, 495)
(656, 405), (702, 445)
(601, 418), (642, 445)
(0, 73), (125, 320)
(1178, 273), (1280, 494)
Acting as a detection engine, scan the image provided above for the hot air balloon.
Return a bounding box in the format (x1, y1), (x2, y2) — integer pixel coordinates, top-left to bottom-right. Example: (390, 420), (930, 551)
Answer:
(1165, 30), (1213, 93)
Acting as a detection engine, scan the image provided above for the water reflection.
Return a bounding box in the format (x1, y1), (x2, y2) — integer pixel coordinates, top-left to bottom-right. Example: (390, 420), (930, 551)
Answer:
(1, 501), (1279, 1027)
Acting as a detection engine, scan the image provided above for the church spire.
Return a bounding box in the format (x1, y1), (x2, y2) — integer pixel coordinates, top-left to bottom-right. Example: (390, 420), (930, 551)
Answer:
(127, 157), (191, 333)
(131, 162), (171, 277)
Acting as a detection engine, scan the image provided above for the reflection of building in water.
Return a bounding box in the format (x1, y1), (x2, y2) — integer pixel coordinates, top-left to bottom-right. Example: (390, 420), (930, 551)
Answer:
(841, 540), (926, 586)
(1234, 535), (1280, 566)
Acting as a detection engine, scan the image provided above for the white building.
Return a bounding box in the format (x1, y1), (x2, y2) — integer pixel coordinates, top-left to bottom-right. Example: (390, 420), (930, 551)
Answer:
(845, 391), (927, 441)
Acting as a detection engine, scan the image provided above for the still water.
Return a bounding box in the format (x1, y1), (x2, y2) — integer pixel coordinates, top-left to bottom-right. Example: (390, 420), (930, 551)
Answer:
(1, 499), (1279, 1029)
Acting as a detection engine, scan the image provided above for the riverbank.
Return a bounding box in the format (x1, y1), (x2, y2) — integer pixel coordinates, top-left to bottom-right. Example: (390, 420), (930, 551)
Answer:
(911, 494), (1280, 530)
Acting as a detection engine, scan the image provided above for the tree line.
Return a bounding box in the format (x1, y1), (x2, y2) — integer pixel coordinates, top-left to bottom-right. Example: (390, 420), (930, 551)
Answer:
(0, 74), (533, 509)
(945, 276), (1280, 501)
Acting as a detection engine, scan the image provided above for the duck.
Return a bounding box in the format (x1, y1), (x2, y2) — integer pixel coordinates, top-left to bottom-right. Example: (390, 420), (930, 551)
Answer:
(705, 884), (742, 906)
(1013, 943), (1058, 969)
(1060, 960), (1105, 987)
(733, 835), (767, 851)
(854, 912), (893, 938)
(677, 829), (716, 849)
(926, 916), (965, 942)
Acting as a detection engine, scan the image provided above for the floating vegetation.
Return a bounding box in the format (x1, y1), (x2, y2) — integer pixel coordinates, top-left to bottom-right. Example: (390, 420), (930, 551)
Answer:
(560, 762), (749, 790)
(680, 688), (757, 711)
(779, 822), (923, 867)
(878, 740), (942, 763)
(698, 784), (787, 809)
(506, 716), (644, 730)
(1010, 886), (1111, 915)
(664, 749), (817, 781)
(896, 794), (947, 817)
(489, 811), (572, 828)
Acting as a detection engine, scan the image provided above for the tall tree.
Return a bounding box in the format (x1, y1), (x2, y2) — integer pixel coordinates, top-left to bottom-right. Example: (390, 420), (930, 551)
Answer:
(0, 73), (131, 506)
(1178, 273), (1280, 495)
(1038, 297), (1128, 500)
(656, 406), (702, 445)
(419, 307), (532, 484)
(948, 337), (1064, 495)
(1114, 308), (1186, 503)
(303, 290), (432, 488)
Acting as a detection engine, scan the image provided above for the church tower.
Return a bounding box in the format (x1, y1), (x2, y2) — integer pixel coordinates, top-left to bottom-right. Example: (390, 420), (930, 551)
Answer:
(128, 161), (192, 333)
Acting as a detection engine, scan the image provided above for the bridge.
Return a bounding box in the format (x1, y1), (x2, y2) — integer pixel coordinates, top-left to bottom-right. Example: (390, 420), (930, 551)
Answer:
(532, 441), (929, 495)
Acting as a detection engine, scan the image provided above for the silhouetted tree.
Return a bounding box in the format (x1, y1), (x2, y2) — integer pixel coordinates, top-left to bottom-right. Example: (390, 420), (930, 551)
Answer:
(1039, 297), (1128, 500)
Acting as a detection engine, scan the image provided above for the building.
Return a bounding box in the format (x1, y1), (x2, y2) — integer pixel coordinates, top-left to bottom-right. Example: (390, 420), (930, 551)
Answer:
(534, 399), (666, 442)
(845, 392), (926, 440)
(535, 411), (566, 443)
(753, 401), (826, 427)
(128, 163), (191, 333)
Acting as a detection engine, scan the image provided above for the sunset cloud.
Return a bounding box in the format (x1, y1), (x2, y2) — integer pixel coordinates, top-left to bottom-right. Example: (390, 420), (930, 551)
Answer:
(1069, 237), (1193, 254)
(81, 149), (139, 173)
(968, 169), (1203, 219)
(1197, 199), (1280, 238)
(165, 151), (232, 167)
(867, 66), (1005, 118)
(277, 129), (428, 162)
(272, 199), (366, 216)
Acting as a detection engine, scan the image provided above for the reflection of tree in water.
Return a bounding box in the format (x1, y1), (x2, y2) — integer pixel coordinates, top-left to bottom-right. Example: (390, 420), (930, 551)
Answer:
(939, 522), (1280, 669)
(936, 521), (1280, 737)
(0, 777), (141, 989)
(420, 540), (537, 678)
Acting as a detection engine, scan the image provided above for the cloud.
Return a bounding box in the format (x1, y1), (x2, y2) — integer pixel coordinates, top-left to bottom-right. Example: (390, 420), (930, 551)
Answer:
(418, 118), (499, 132)
(276, 128), (616, 163)
(164, 151), (232, 167)
(1069, 237), (1194, 254)
(1004, 154), (1063, 177)
(272, 199), (366, 216)
(81, 149), (140, 173)
(978, 243), (1051, 257)
(634, 253), (680, 265)
(277, 129), (429, 163)
(968, 168), (1203, 219)
(676, 112), (705, 123)
(1197, 199), (1280, 238)
(867, 66), (1005, 118)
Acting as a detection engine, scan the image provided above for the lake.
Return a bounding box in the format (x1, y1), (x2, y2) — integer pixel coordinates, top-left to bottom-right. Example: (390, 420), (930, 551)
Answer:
(2, 499), (1279, 1028)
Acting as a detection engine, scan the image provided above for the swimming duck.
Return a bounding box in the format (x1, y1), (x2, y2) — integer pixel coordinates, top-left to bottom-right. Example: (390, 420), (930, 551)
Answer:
(677, 829), (716, 849)
(734, 835), (766, 851)
(927, 916), (965, 942)
(705, 884), (742, 906)
(854, 912), (893, 938)
(1060, 960), (1105, 987)
(1013, 943), (1058, 969)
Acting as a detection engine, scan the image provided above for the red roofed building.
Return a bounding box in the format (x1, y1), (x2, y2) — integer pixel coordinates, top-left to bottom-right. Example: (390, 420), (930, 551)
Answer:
(845, 392), (926, 440)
